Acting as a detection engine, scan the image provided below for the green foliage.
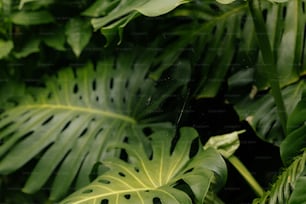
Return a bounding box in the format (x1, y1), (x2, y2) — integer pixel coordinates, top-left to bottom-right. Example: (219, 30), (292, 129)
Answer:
(0, 48), (188, 200)
(281, 89), (306, 165)
(1, 0), (306, 203)
(60, 127), (227, 204)
(253, 149), (306, 204)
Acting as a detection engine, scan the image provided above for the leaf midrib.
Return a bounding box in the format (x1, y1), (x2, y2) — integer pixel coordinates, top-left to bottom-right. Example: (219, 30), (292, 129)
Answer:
(17, 104), (137, 124)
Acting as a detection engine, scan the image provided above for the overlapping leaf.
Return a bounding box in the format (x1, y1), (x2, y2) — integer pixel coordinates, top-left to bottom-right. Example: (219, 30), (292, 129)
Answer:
(281, 88), (306, 165)
(0, 48), (188, 200)
(83, 0), (190, 44)
(60, 127), (227, 204)
(226, 0), (306, 144)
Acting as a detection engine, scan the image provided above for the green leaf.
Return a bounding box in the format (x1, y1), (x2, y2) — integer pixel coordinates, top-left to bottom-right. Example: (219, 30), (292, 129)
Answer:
(281, 88), (306, 165)
(13, 38), (40, 58)
(288, 176), (306, 204)
(11, 11), (54, 25)
(0, 40), (13, 59)
(89, 0), (190, 44)
(65, 18), (92, 57)
(230, 81), (305, 145)
(42, 27), (66, 51)
(60, 127), (227, 204)
(0, 48), (188, 200)
(204, 130), (244, 159)
(253, 149), (306, 204)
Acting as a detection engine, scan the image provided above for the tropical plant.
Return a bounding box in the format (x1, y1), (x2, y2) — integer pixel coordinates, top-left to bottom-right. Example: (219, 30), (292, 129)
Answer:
(1, 0), (306, 203)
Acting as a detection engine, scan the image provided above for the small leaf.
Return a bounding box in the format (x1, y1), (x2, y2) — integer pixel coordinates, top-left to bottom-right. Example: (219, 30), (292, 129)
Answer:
(13, 38), (40, 58)
(42, 27), (66, 51)
(11, 11), (54, 25)
(0, 40), (13, 59)
(204, 130), (244, 158)
(65, 18), (92, 57)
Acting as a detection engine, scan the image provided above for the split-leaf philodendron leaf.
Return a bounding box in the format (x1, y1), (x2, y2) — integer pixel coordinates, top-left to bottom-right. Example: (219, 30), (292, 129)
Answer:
(60, 127), (227, 204)
(0, 48), (189, 200)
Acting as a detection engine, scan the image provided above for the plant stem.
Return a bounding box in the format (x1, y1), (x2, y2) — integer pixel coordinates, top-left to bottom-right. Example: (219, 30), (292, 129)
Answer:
(247, 0), (287, 134)
(228, 155), (264, 197)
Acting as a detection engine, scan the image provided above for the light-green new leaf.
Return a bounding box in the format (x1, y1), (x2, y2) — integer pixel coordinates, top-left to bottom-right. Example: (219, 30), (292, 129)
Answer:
(65, 18), (92, 57)
(11, 10), (54, 25)
(60, 128), (227, 204)
(204, 130), (244, 158)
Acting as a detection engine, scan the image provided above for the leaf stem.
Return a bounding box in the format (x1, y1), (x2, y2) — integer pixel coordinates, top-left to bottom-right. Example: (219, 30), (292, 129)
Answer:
(247, 0), (287, 134)
(228, 155), (264, 197)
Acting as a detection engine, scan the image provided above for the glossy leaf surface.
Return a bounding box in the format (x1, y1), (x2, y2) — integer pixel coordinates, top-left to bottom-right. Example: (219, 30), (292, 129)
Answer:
(60, 127), (227, 204)
(0, 48), (187, 200)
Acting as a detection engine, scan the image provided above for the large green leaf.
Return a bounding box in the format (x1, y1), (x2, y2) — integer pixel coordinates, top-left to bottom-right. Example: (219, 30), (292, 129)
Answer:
(226, 0), (306, 144)
(60, 127), (227, 204)
(281, 89), (306, 165)
(83, 0), (189, 44)
(0, 48), (188, 200)
(253, 149), (306, 204)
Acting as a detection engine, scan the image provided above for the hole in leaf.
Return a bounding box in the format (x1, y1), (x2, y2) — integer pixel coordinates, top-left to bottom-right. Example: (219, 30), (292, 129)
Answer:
(61, 121), (71, 132)
(125, 80), (129, 88)
(73, 84), (78, 94)
(100, 199), (109, 204)
(96, 96), (99, 102)
(143, 127), (153, 136)
(98, 179), (110, 184)
(79, 96), (83, 100)
(153, 197), (162, 204)
(124, 194), (131, 200)
(189, 138), (199, 158)
(41, 115), (54, 126)
(47, 92), (52, 99)
(82, 189), (93, 194)
(118, 172), (126, 177)
(174, 180), (195, 201)
(109, 78), (114, 89)
(134, 167), (139, 173)
(122, 97), (126, 104)
(79, 128), (88, 138)
(282, 6), (287, 19)
(184, 168), (194, 174)
(110, 97), (114, 103)
(92, 79), (97, 91)
(209, 3), (220, 12)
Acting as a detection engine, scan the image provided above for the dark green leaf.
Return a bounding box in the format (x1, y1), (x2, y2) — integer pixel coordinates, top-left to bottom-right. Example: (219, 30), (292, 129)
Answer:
(288, 176), (306, 204)
(65, 18), (92, 57)
(281, 88), (306, 164)
(13, 38), (40, 58)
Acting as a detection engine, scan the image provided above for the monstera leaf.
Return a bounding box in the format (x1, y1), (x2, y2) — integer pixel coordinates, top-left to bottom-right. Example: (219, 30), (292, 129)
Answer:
(0, 48), (189, 200)
(226, 0), (306, 144)
(60, 127), (227, 204)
